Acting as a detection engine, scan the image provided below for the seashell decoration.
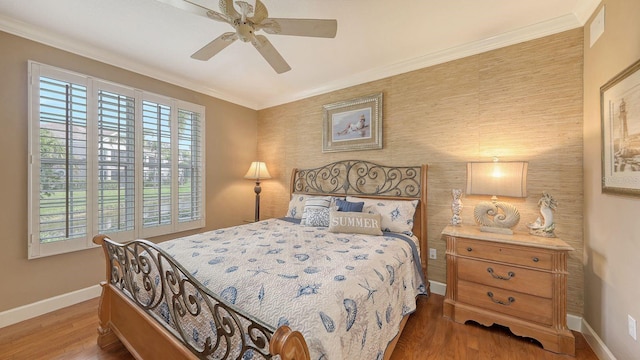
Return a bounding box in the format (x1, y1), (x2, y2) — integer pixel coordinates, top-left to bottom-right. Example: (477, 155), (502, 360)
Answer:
(528, 192), (557, 237)
(451, 189), (463, 226)
(473, 200), (520, 234)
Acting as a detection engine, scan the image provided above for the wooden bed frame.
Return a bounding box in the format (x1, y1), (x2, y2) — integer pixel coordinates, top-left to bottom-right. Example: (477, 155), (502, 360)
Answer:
(94, 160), (428, 359)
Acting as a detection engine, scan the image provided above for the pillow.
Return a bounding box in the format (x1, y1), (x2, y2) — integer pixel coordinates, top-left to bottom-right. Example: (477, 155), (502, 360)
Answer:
(346, 196), (418, 235)
(335, 198), (364, 212)
(300, 197), (331, 227)
(286, 194), (329, 219)
(328, 211), (383, 236)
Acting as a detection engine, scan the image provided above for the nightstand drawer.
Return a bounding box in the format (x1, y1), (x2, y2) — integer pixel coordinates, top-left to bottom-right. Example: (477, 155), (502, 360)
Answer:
(457, 280), (553, 326)
(455, 238), (552, 270)
(457, 257), (553, 298)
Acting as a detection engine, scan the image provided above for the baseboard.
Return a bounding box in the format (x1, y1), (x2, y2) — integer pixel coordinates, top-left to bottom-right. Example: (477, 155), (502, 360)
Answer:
(0, 284), (101, 329)
(581, 319), (618, 360)
(429, 280), (446, 296)
(567, 313), (582, 332)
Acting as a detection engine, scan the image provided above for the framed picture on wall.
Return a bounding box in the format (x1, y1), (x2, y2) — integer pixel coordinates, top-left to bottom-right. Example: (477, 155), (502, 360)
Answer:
(601, 58), (640, 196)
(322, 93), (383, 152)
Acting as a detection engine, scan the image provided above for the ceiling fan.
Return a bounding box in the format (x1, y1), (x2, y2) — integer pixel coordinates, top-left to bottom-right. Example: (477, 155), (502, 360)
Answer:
(187, 0), (337, 74)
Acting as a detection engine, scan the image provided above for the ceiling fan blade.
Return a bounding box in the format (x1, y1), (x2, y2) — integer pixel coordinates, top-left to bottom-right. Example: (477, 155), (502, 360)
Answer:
(260, 18), (337, 38)
(205, 9), (232, 23)
(248, 0), (268, 24)
(156, 0), (233, 23)
(191, 32), (238, 60)
(182, 0), (212, 11)
(156, 0), (209, 18)
(219, 0), (240, 19)
(252, 35), (291, 74)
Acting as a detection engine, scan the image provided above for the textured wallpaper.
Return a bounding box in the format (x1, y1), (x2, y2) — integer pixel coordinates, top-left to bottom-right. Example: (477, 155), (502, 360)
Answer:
(258, 28), (585, 315)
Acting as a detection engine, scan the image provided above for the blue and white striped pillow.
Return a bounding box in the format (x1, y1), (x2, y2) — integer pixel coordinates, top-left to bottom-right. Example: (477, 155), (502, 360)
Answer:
(300, 197), (332, 227)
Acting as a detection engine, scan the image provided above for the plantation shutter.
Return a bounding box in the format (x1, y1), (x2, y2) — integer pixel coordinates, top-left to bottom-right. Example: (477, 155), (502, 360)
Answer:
(142, 99), (172, 229)
(29, 62), (206, 258)
(177, 107), (204, 224)
(37, 76), (88, 244)
(97, 89), (136, 234)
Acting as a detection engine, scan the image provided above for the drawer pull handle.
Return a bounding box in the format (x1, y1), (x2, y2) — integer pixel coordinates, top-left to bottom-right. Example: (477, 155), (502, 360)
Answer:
(532, 257), (539, 262)
(487, 292), (515, 306)
(466, 247), (473, 252)
(487, 267), (515, 280)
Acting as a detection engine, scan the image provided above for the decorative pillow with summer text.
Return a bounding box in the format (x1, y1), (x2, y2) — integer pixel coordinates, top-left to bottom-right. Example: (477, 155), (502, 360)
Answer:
(328, 211), (383, 236)
(346, 196), (418, 235)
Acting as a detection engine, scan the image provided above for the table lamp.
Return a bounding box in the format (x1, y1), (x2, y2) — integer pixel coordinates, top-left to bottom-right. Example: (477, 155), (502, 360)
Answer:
(466, 159), (528, 234)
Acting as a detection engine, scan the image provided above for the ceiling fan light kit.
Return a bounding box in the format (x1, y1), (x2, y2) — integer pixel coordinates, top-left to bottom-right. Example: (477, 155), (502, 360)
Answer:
(188, 0), (337, 73)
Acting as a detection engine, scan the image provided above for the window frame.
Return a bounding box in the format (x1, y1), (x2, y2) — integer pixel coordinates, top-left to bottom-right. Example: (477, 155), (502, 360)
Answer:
(28, 61), (206, 259)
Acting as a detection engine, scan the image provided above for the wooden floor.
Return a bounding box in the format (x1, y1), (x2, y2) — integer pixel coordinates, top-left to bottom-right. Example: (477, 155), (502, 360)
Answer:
(0, 294), (598, 360)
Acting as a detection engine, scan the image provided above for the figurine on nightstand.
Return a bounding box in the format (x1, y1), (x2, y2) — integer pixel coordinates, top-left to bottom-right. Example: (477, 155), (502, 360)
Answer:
(451, 189), (463, 226)
(528, 192), (557, 237)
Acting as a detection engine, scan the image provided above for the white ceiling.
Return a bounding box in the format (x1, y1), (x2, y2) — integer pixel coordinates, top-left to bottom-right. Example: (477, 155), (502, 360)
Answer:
(0, 0), (599, 110)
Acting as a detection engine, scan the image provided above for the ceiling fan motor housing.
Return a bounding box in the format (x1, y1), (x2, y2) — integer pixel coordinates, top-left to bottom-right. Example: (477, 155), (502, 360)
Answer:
(236, 20), (255, 42)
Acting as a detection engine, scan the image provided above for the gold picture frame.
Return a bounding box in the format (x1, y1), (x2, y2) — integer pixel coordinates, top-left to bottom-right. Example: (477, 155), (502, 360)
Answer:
(601, 58), (640, 196)
(322, 93), (382, 153)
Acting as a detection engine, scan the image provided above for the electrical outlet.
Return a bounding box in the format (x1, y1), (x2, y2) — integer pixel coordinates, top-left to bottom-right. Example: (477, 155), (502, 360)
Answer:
(429, 248), (437, 260)
(629, 315), (637, 341)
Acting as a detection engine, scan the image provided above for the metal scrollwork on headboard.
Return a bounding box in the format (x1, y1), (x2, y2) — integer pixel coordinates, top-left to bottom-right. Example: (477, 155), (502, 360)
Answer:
(293, 160), (421, 197)
(103, 238), (275, 360)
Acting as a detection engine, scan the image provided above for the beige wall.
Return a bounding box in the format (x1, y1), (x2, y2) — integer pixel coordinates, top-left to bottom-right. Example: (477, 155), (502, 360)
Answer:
(258, 29), (585, 316)
(583, 1), (640, 358)
(0, 31), (258, 312)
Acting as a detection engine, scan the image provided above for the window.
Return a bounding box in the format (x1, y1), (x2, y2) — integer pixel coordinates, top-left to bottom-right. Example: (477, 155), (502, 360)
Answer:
(28, 62), (205, 258)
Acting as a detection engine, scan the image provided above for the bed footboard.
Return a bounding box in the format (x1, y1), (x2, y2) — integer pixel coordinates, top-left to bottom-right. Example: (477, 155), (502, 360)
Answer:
(93, 234), (310, 360)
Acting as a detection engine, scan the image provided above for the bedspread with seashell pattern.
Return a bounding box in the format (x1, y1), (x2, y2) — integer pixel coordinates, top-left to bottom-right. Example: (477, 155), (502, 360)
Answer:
(157, 218), (426, 360)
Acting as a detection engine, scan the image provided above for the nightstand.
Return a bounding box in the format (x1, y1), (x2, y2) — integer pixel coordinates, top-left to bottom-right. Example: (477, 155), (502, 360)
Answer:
(442, 225), (575, 355)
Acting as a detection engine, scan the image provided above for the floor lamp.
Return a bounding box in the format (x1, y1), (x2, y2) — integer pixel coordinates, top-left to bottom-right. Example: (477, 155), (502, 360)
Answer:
(244, 161), (272, 222)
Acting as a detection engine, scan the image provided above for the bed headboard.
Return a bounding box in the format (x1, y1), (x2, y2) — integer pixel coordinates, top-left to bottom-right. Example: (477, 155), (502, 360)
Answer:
(289, 160), (429, 280)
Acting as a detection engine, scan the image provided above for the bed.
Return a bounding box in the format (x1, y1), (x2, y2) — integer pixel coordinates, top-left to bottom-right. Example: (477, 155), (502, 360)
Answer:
(94, 160), (429, 359)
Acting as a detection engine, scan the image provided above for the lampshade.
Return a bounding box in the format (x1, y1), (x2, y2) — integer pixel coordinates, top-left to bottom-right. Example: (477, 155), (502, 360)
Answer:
(244, 161), (272, 180)
(466, 161), (528, 198)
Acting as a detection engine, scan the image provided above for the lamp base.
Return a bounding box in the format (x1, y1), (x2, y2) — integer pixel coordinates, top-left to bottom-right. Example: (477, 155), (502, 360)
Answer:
(253, 181), (262, 223)
(473, 200), (520, 233)
(480, 225), (514, 235)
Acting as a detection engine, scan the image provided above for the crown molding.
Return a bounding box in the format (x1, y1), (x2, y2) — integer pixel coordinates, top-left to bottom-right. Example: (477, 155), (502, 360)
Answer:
(0, 14), (259, 109)
(0, 9), (588, 111)
(573, 0), (602, 25)
(256, 13), (583, 109)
